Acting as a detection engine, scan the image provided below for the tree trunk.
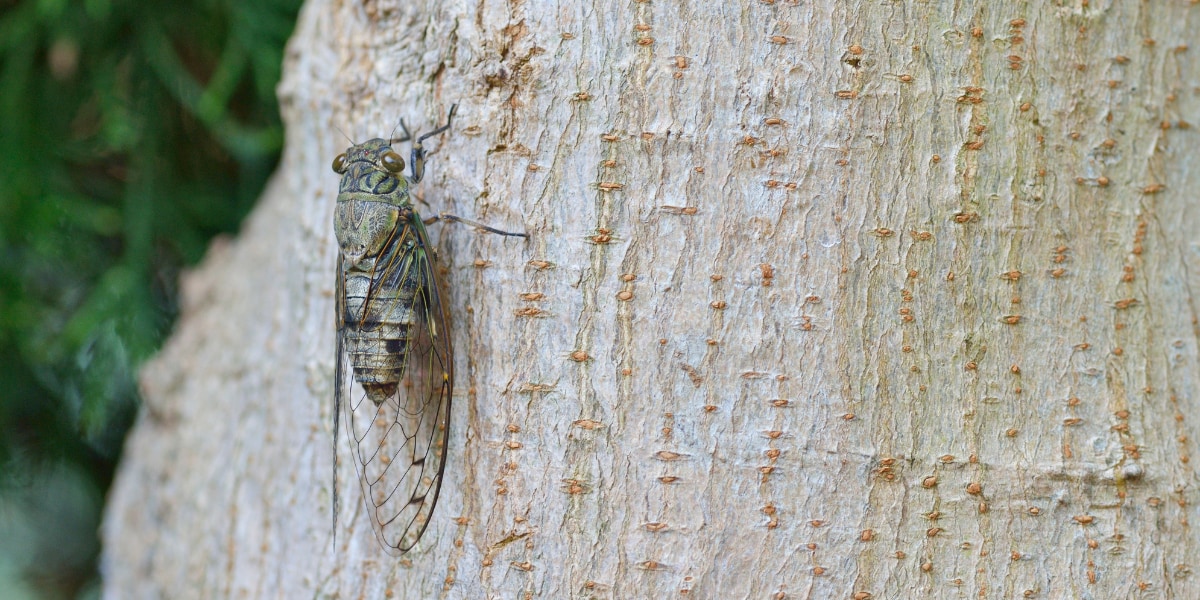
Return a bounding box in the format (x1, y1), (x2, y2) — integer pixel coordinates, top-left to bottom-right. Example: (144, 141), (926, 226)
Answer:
(103, 0), (1200, 597)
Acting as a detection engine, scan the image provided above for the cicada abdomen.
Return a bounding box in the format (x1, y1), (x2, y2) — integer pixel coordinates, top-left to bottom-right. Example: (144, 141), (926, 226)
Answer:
(339, 224), (426, 405)
(331, 105), (524, 555)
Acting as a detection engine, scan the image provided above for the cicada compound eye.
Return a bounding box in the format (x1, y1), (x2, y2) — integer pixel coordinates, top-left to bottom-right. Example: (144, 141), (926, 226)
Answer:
(381, 150), (405, 174)
(332, 153), (348, 174)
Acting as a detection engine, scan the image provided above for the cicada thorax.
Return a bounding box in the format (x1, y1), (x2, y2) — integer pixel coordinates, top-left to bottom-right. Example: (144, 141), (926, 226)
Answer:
(333, 141), (411, 265)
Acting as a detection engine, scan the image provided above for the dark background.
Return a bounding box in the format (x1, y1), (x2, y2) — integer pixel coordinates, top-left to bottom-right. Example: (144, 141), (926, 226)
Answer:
(0, 1), (302, 596)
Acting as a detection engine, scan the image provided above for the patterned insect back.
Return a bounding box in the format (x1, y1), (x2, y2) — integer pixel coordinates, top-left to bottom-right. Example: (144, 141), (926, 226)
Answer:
(331, 106), (525, 555)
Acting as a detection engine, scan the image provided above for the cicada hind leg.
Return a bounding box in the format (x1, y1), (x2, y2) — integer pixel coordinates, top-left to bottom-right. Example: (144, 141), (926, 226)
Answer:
(423, 212), (527, 238)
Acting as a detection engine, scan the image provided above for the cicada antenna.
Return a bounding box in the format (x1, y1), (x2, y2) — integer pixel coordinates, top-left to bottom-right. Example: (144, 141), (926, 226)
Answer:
(333, 123), (357, 146)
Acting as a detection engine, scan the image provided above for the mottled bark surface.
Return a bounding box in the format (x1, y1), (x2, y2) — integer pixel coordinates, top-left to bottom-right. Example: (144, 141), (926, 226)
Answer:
(103, 0), (1200, 597)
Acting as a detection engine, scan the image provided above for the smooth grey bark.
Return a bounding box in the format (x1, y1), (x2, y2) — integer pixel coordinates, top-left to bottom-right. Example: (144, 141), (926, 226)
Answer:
(103, 0), (1200, 598)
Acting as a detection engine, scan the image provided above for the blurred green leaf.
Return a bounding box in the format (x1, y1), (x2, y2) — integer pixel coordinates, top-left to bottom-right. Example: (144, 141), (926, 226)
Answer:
(0, 0), (302, 597)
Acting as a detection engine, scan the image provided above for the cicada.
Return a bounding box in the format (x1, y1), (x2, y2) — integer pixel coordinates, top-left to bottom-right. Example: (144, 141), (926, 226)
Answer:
(331, 105), (524, 554)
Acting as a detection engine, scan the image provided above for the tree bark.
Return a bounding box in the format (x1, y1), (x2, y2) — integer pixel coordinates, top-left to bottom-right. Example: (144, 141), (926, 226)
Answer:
(103, 0), (1200, 597)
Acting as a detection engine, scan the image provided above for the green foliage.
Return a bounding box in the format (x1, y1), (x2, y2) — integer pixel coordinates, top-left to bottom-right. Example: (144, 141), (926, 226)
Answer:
(0, 0), (301, 596)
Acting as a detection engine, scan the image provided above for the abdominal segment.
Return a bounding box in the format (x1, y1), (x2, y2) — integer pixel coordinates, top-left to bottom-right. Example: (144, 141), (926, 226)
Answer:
(340, 245), (421, 406)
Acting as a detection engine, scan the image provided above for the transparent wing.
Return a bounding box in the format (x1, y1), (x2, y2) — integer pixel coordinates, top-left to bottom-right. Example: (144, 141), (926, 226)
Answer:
(335, 220), (453, 555)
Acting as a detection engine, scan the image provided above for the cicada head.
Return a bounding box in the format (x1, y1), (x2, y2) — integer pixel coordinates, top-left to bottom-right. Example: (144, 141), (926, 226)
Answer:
(332, 138), (410, 204)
